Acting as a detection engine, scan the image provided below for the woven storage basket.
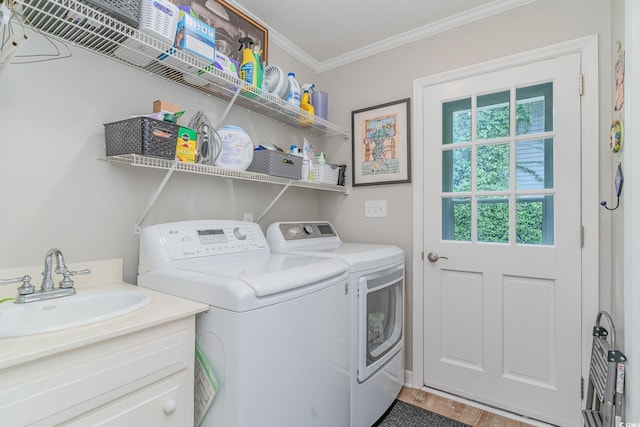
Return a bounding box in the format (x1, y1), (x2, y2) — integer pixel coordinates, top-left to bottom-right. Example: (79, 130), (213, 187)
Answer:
(247, 151), (302, 179)
(104, 117), (178, 160)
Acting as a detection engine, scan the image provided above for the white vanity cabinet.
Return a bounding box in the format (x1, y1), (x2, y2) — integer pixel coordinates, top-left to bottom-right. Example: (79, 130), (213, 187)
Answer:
(1, 316), (196, 426)
(0, 259), (208, 427)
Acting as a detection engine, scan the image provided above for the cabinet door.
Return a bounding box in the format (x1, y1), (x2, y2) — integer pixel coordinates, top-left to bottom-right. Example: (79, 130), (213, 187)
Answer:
(65, 371), (191, 427)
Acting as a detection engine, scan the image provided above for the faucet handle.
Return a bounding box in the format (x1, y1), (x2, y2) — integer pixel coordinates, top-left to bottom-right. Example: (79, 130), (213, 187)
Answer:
(59, 269), (91, 289)
(0, 275), (35, 295)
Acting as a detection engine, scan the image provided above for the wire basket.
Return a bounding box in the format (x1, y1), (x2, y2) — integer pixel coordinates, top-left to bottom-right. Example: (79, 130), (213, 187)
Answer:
(104, 117), (178, 160)
(84, 0), (140, 28)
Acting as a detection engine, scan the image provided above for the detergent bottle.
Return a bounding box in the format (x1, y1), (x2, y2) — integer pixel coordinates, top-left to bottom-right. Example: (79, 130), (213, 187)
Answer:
(238, 37), (258, 87)
(300, 83), (315, 127)
(285, 73), (301, 107)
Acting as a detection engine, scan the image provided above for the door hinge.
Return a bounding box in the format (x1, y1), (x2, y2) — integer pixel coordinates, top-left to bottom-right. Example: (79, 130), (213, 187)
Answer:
(580, 225), (584, 247)
(581, 376), (584, 399)
(579, 74), (584, 96)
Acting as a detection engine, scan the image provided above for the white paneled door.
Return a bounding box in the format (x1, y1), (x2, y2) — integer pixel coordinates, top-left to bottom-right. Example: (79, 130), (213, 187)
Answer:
(421, 53), (582, 426)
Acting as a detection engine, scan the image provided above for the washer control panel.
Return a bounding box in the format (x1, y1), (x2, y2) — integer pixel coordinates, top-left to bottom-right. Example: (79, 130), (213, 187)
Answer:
(158, 221), (267, 260)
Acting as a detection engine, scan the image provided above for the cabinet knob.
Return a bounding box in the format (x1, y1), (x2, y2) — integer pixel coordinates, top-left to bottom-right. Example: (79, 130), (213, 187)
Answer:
(164, 399), (177, 414)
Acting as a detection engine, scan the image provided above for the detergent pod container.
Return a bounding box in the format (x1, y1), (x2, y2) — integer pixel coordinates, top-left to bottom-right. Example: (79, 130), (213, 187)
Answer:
(214, 125), (254, 170)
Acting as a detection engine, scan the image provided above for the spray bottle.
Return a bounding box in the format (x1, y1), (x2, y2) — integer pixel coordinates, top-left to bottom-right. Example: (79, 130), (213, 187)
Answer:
(252, 45), (263, 89)
(238, 37), (257, 87)
(300, 83), (315, 127)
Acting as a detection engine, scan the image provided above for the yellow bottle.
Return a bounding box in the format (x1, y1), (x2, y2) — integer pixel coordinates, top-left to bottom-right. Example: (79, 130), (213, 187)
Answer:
(238, 37), (258, 87)
(300, 84), (315, 127)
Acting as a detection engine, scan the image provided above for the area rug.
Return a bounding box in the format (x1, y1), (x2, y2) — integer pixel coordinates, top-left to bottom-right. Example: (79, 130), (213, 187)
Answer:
(373, 400), (472, 427)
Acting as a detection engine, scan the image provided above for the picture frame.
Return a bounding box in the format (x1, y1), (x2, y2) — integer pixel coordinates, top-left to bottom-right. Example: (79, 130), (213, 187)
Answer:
(351, 98), (411, 186)
(174, 0), (268, 65)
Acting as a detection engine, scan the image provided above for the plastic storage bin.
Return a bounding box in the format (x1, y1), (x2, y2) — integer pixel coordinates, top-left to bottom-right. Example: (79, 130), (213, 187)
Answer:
(104, 117), (179, 160)
(247, 151), (302, 179)
(312, 164), (340, 185)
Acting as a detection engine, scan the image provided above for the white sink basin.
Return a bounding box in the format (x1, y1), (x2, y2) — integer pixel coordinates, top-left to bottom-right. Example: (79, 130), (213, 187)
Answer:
(0, 288), (152, 338)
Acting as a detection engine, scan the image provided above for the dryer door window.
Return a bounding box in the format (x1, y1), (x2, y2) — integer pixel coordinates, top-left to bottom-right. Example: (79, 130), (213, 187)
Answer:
(357, 264), (404, 382)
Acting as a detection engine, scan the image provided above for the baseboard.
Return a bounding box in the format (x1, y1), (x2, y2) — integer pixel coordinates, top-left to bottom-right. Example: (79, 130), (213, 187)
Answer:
(403, 369), (413, 387)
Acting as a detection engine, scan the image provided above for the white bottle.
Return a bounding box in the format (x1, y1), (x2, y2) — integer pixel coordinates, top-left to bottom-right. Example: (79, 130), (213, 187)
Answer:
(301, 152), (310, 181)
(286, 73), (301, 107)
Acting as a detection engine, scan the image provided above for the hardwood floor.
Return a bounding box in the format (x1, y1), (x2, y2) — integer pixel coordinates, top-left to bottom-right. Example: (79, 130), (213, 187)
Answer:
(397, 387), (535, 427)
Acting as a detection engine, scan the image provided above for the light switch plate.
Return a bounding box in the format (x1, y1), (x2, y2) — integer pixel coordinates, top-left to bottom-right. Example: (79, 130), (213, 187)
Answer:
(365, 200), (387, 217)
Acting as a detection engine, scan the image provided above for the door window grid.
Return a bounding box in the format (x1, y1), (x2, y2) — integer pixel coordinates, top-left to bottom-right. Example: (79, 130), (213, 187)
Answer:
(441, 82), (554, 245)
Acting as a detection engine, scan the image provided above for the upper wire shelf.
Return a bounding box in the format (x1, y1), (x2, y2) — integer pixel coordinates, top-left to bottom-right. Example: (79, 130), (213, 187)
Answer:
(12, 0), (350, 138)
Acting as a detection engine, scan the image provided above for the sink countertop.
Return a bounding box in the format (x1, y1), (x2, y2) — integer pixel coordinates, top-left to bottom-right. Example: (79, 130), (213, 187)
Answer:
(0, 259), (208, 370)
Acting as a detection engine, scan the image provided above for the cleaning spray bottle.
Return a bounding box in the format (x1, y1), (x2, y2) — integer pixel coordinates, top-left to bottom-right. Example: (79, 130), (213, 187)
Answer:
(252, 45), (263, 89)
(300, 83), (315, 127)
(238, 37), (257, 87)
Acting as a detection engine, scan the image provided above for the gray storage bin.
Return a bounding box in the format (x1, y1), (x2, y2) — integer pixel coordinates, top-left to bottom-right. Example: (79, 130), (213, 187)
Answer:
(247, 151), (302, 179)
(104, 117), (179, 160)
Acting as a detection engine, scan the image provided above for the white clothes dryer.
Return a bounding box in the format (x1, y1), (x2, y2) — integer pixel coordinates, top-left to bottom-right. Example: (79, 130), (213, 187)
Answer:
(266, 221), (405, 427)
(137, 220), (350, 427)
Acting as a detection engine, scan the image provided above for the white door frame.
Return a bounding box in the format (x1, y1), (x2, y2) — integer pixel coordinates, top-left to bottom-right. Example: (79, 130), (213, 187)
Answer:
(411, 35), (599, 398)
(624, 0), (640, 419)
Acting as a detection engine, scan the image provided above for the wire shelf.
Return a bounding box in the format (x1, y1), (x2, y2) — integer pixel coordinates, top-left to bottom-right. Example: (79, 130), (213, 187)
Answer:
(13, 0), (350, 139)
(103, 154), (350, 193)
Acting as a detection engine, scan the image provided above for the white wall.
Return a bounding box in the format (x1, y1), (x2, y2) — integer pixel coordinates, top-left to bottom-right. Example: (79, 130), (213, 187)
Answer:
(316, 0), (613, 372)
(0, 37), (323, 283)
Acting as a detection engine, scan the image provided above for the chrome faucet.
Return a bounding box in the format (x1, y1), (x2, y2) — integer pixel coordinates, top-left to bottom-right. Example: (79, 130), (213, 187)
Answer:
(0, 248), (90, 304)
(42, 248), (67, 292)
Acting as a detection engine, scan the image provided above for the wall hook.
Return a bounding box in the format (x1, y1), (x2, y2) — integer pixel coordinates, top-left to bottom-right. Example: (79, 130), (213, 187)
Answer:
(600, 163), (623, 211)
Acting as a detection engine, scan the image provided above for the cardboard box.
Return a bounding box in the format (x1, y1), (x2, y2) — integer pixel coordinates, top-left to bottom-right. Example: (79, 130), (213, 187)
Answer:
(175, 14), (216, 63)
(175, 126), (197, 163)
(153, 100), (181, 114)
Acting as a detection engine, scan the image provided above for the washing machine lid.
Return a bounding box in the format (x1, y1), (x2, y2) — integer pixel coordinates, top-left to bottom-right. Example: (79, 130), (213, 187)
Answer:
(138, 254), (347, 310)
(179, 253), (346, 296)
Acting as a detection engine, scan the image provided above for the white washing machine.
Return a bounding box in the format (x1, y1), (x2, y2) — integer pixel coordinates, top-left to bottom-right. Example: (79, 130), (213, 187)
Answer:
(137, 220), (350, 427)
(266, 221), (405, 427)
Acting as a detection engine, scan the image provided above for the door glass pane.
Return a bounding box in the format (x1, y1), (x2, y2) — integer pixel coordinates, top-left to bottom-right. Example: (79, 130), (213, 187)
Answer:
(477, 143), (510, 191)
(516, 195), (554, 245)
(443, 98), (471, 144)
(477, 196), (509, 243)
(477, 91), (510, 140)
(516, 82), (553, 135)
(442, 197), (470, 241)
(442, 148), (471, 192)
(516, 138), (553, 190)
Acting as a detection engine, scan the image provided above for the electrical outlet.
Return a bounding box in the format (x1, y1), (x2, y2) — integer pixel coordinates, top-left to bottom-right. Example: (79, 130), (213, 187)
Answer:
(365, 200), (387, 218)
(243, 213), (254, 222)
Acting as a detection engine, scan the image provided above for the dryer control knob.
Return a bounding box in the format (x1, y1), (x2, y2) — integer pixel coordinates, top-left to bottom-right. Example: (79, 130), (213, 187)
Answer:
(234, 227), (247, 240)
(303, 224), (315, 234)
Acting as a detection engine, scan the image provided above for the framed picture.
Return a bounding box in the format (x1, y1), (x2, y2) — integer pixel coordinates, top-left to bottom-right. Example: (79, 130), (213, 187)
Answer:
(351, 98), (411, 186)
(173, 0), (268, 65)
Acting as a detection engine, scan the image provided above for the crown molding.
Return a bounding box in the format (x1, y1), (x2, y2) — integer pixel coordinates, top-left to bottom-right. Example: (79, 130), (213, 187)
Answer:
(228, 0), (536, 73)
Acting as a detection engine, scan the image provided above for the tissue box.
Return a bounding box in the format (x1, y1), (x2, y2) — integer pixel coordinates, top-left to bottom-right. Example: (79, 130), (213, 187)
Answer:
(175, 14), (216, 63)
(247, 151), (302, 179)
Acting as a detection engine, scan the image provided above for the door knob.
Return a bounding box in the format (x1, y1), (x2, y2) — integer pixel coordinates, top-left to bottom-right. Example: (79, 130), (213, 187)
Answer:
(426, 252), (448, 262)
